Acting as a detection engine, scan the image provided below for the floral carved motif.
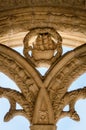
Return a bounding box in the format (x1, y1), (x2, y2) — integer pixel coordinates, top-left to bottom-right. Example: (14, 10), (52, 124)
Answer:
(0, 28), (86, 130)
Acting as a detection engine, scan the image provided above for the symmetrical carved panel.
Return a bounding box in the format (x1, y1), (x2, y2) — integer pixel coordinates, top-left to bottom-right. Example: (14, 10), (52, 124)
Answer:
(0, 28), (86, 130)
(0, 2), (86, 48)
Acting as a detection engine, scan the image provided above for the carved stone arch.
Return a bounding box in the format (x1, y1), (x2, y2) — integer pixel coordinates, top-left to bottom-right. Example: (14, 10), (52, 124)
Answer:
(45, 44), (86, 123)
(0, 6), (86, 48)
(0, 44), (43, 89)
(52, 66), (86, 123)
(45, 44), (86, 88)
(0, 42), (86, 130)
(0, 1), (86, 130)
(0, 44), (44, 123)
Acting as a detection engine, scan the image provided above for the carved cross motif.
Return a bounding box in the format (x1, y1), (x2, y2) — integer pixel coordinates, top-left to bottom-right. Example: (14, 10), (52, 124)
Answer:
(0, 28), (86, 130)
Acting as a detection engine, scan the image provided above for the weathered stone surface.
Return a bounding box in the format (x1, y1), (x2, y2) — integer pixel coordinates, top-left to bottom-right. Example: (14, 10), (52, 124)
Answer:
(0, 1), (86, 48)
(0, 38), (86, 130)
(0, 1), (86, 129)
(0, 0), (85, 11)
(30, 125), (56, 130)
(23, 28), (62, 67)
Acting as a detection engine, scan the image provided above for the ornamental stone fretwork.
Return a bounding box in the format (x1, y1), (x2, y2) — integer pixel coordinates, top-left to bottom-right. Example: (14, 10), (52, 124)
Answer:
(0, 27), (86, 130)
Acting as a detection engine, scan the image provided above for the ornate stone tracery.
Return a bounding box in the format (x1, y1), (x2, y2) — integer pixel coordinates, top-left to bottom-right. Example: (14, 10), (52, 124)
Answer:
(0, 27), (86, 130)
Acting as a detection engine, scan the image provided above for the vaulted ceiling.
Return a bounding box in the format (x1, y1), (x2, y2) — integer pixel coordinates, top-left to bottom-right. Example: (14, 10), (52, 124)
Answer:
(0, 0), (86, 48)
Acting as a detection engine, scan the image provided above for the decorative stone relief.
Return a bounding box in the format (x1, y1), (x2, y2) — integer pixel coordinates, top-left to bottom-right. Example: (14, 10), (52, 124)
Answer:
(23, 28), (62, 67)
(0, 27), (86, 130)
(0, 4), (86, 49)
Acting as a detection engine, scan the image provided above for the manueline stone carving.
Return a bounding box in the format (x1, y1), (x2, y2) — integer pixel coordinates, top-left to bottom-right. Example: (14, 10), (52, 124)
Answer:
(23, 28), (62, 67)
(0, 28), (86, 130)
(0, 4), (86, 50)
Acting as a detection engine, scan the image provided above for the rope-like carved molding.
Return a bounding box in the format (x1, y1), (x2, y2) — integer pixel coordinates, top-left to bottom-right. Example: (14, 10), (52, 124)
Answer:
(0, 43), (86, 128)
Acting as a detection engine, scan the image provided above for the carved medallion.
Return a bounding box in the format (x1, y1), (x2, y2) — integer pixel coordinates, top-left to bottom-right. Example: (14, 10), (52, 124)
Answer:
(23, 28), (62, 67)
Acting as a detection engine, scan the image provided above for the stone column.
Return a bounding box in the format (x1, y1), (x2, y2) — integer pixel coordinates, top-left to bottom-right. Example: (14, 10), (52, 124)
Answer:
(30, 125), (57, 130)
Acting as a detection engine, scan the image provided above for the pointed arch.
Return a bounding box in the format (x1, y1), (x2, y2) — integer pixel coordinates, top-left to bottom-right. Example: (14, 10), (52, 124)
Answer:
(44, 44), (86, 122)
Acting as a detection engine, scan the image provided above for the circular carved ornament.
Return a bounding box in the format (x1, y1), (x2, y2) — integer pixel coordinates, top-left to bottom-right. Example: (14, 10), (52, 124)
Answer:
(23, 28), (63, 67)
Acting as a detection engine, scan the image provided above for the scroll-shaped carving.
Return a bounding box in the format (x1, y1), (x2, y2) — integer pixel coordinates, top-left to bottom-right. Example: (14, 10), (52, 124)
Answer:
(59, 87), (86, 121)
(0, 34), (86, 129)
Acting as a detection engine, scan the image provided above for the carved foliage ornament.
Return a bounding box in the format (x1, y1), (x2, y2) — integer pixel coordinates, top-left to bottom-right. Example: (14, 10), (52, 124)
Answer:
(0, 27), (86, 130)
